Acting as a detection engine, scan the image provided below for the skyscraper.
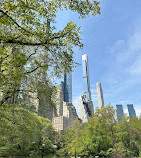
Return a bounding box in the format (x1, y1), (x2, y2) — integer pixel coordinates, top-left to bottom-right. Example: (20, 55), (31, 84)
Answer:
(116, 104), (124, 123)
(96, 82), (104, 109)
(82, 54), (92, 101)
(61, 72), (72, 102)
(127, 104), (136, 117)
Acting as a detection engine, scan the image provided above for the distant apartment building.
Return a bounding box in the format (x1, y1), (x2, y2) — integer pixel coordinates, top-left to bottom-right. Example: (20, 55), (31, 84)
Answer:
(53, 88), (63, 117)
(29, 87), (62, 122)
(52, 85), (78, 133)
(116, 104), (124, 123)
(127, 104), (136, 117)
(29, 91), (39, 112)
(29, 88), (54, 121)
(53, 101), (78, 133)
(82, 54), (92, 101)
(52, 116), (68, 134)
(96, 82), (104, 109)
(78, 95), (94, 123)
(63, 102), (78, 127)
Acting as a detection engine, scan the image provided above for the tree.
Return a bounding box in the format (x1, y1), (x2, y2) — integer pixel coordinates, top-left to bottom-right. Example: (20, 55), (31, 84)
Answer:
(59, 119), (83, 157)
(0, 0), (100, 106)
(0, 104), (55, 156)
(80, 106), (118, 157)
(0, 0), (100, 47)
(114, 116), (141, 158)
(59, 106), (141, 158)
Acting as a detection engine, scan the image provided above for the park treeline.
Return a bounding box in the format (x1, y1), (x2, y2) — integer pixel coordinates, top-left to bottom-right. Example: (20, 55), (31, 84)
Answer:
(59, 106), (141, 158)
(0, 105), (140, 158)
(0, 104), (56, 157)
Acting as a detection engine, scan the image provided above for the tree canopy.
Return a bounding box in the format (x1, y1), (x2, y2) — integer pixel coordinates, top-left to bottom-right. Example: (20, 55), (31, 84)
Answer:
(0, 105), (55, 156)
(0, 0), (100, 106)
(59, 106), (141, 158)
(0, 0), (100, 73)
(0, 1), (101, 156)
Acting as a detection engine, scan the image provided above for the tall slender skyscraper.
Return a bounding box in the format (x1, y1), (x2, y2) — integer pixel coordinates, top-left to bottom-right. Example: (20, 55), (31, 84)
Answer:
(61, 72), (72, 102)
(127, 104), (136, 117)
(82, 54), (92, 101)
(116, 104), (124, 123)
(96, 82), (104, 109)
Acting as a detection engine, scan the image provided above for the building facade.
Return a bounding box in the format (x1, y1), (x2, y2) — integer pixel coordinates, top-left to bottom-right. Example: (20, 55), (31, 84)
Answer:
(127, 104), (136, 117)
(53, 88), (63, 117)
(96, 82), (104, 109)
(116, 104), (124, 123)
(82, 54), (92, 101)
(52, 116), (68, 134)
(63, 102), (78, 127)
(53, 101), (78, 133)
(78, 95), (94, 123)
(61, 72), (72, 103)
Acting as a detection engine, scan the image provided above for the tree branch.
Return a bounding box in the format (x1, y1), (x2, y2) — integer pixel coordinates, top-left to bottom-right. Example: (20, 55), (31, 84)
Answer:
(0, 91), (11, 105)
(24, 67), (39, 74)
(0, 38), (65, 47)
(0, 38), (42, 46)
(0, 9), (34, 35)
(26, 46), (39, 61)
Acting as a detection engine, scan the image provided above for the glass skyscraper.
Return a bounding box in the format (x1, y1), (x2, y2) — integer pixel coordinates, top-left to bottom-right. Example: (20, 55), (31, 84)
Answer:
(116, 104), (124, 123)
(61, 72), (72, 102)
(127, 104), (136, 117)
(82, 54), (92, 101)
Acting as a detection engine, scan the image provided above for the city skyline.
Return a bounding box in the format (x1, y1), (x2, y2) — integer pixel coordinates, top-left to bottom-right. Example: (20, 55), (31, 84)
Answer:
(55, 0), (141, 117)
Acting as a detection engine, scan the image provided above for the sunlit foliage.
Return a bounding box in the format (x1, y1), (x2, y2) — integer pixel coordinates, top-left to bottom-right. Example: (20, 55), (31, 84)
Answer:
(60, 106), (141, 158)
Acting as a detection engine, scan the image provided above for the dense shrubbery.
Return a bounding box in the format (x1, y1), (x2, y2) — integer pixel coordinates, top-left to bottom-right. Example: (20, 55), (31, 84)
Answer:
(0, 104), (55, 157)
(59, 106), (141, 158)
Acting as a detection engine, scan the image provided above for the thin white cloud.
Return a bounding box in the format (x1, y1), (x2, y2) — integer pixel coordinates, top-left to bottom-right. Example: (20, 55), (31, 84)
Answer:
(128, 55), (141, 74)
(120, 100), (129, 104)
(117, 22), (141, 63)
(108, 40), (125, 54)
(108, 18), (141, 75)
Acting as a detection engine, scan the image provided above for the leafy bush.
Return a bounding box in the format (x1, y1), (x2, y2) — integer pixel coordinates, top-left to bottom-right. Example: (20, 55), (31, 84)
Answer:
(0, 104), (55, 157)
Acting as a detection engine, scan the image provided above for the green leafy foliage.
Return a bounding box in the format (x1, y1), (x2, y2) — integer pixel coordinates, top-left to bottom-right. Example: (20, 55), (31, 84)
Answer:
(0, 104), (55, 157)
(59, 106), (141, 158)
(0, 0), (100, 75)
(0, 0), (101, 106)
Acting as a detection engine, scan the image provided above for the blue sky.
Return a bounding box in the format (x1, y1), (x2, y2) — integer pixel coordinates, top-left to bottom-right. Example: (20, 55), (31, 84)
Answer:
(55, 0), (141, 116)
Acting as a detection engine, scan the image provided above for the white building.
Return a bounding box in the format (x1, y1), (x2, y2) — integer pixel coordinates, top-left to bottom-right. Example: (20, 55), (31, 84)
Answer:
(96, 82), (104, 109)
